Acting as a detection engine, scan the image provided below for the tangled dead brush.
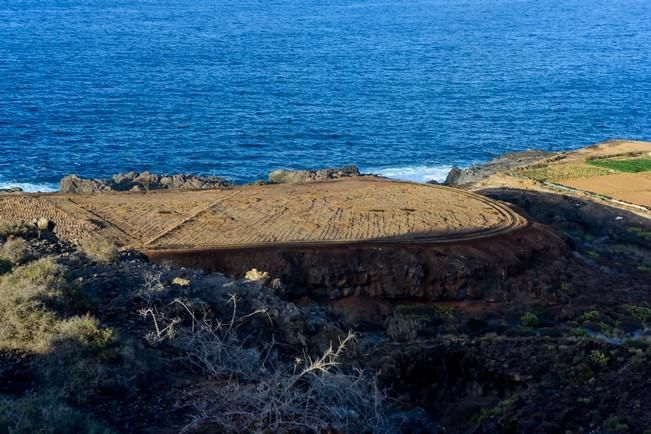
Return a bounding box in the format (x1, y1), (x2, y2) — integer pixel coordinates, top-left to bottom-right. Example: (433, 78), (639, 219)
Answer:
(138, 287), (393, 433)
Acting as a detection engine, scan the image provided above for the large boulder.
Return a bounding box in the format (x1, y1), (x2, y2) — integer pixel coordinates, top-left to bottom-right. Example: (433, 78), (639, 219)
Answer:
(268, 166), (360, 184)
(59, 175), (112, 193)
(0, 187), (23, 194)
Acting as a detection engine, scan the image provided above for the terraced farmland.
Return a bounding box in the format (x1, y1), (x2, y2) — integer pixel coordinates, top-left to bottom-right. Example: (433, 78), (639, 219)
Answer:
(0, 178), (526, 250)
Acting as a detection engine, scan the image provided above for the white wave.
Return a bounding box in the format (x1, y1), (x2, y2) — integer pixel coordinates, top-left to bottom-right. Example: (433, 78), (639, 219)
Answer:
(0, 180), (57, 193)
(365, 165), (453, 183)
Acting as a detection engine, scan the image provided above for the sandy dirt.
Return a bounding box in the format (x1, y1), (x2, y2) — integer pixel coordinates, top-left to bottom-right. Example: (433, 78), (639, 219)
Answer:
(0, 177), (525, 249)
(561, 172), (651, 207)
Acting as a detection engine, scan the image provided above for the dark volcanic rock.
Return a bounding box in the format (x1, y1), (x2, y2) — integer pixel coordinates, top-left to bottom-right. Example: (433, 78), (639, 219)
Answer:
(59, 175), (112, 193)
(146, 223), (569, 303)
(0, 187), (23, 193)
(268, 166), (361, 184)
(60, 172), (229, 193)
(444, 150), (552, 186)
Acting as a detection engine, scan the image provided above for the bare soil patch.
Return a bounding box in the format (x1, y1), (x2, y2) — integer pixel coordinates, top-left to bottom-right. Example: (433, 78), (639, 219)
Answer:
(561, 172), (651, 207)
(0, 178), (526, 249)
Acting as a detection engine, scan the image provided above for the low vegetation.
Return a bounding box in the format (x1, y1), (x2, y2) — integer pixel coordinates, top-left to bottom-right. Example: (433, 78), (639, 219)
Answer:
(0, 211), (650, 433)
(588, 157), (651, 173)
(517, 164), (612, 182)
(79, 236), (119, 264)
(0, 233), (400, 433)
(0, 257), (69, 353)
(1, 237), (32, 265)
(0, 221), (36, 239)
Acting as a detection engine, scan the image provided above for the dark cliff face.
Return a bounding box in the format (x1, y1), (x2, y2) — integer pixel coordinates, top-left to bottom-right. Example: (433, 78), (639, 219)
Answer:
(145, 222), (568, 303)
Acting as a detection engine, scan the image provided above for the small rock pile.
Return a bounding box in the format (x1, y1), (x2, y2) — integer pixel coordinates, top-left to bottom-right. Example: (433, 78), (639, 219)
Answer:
(268, 166), (360, 184)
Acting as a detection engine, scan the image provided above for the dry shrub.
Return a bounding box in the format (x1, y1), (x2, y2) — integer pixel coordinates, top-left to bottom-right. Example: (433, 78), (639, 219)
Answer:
(0, 257), (69, 352)
(0, 256), (66, 291)
(41, 315), (150, 405)
(0, 295), (59, 353)
(386, 315), (422, 342)
(0, 258), (100, 353)
(1, 237), (32, 264)
(0, 220), (36, 239)
(0, 257), (147, 402)
(141, 295), (393, 433)
(79, 236), (119, 264)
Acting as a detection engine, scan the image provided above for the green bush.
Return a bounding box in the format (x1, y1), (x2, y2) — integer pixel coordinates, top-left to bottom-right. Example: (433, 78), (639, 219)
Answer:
(579, 310), (600, 322)
(520, 312), (539, 328)
(589, 350), (609, 368)
(79, 237), (119, 264)
(0, 258), (80, 353)
(55, 315), (115, 350)
(386, 315), (422, 341)
(42, 332), (151, 404)
(477, 398), (514, 423)
(0, 296), (60, 353)
(602, 415), (629, 433)
(624, 305), (651, 324)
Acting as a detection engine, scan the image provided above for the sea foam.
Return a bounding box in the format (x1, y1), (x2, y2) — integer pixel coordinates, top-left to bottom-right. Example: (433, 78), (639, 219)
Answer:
(366, 165), (452, 184)
(0, 179), (57, 193)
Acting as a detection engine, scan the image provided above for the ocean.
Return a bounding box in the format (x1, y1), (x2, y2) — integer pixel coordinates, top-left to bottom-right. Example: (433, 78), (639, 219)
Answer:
(1, 0), (650, 191)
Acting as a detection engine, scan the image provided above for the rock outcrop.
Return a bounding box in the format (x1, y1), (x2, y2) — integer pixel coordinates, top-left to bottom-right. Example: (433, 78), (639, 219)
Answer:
(59, 175), (113, 193)
(59, 172), (228, 193)
(0, 187), (23, 194)
(444, 150), (551, 186)
(268, 166), (360, 184)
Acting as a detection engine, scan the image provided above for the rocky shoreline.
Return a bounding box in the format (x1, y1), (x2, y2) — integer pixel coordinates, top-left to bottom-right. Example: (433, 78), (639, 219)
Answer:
(441, 149), (552, 186)
(52, 165), (364, 194)
(59, 172), (230, 193)
(0, 149), (559, 194)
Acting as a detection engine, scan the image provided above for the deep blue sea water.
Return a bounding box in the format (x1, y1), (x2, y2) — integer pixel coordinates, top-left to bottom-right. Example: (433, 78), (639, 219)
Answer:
(1, 0), (650, 191)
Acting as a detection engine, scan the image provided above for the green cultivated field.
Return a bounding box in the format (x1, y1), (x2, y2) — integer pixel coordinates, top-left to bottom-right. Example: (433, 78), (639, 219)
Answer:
(588, 158), (651, 173)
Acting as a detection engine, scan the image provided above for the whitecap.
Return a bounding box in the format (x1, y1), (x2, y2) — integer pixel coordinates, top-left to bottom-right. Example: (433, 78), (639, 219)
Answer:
(365, 165), (453, 184)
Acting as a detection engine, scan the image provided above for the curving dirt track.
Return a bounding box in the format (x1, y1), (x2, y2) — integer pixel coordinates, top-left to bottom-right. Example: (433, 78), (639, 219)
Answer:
(0, 177), (526, 249)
